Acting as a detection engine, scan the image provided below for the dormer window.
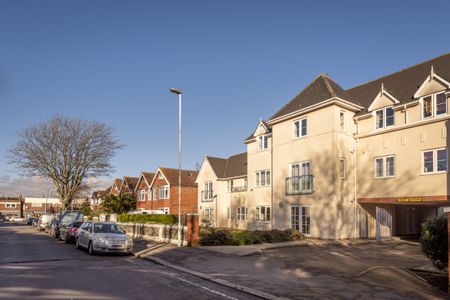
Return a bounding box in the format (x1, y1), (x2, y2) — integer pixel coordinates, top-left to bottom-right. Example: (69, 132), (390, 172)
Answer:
(257, 135), (268, 150)
(375, 107), (394, 129)
(422, 92), (447, 119)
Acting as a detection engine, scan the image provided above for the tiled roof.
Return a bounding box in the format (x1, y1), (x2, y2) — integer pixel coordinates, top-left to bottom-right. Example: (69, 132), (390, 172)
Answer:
(159, 168), (199, 187)
(142, 172), (155, 186)
(347, 53), (450, 116)
(122, 176), (139, 191)
(206, 152), (247, 179)
(269, 73), (356, 121)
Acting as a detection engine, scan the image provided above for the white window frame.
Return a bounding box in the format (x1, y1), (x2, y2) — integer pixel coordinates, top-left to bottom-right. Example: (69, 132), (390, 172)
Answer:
(374, 106), (394, 129)
(255, 206), (271, 223)
(203, 208), (214, 222)
(422, 148), (447, 174)
(422, 92), (448, 119)
(147, 188), (152, 200)
(158, 173), (164, 180)
(289, 161), (311, 176)
(159, 185), (170, 199)
(236, 207), (247, 221)
(339, 158), (346, 179)
(152, 188), (157, 200)
(257, 135), (268, 151)
(137, 190), (146, 201)
(291, 205), (311, 236)
(374, 155), (395, 178)
(293, 118), (307, 138)
(255, 170), (271, 187)
(339, 111), (345, 132)
(204, 181), (213, 200)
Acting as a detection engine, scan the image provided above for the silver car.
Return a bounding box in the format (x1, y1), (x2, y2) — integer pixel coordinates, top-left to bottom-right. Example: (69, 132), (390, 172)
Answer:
(75, 222), (133, 255)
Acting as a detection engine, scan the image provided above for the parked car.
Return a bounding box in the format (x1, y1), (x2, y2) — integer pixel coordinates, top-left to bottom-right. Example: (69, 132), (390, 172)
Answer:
(59, 221), (83, 243)
(57, 210), (83, 239)
(49, 219), (60, 238)
(44, 218), (55, 234)
(27, 217), (37, 225)
(37, 214), (54, 231)
(75, 222), (133, 255)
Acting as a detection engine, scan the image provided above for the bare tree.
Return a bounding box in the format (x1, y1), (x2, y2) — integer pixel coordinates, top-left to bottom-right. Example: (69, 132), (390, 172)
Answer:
(8, 116), (123, 209)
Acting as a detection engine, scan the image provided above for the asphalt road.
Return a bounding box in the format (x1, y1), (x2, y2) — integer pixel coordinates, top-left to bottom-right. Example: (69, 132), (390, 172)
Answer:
(0, 223), (260, 300)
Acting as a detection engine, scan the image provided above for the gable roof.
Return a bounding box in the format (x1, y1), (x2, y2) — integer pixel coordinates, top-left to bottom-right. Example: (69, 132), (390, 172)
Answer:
(121, 176), (139, 192)
(269, 73), (356, 121)
(206, 152), (247, 179)
(244, 120), (272, 142)
(113, 178), (122, 190)
(158, 168), (199, 187)
(348, 53), (450, 116)
(134, 172), (156, 191)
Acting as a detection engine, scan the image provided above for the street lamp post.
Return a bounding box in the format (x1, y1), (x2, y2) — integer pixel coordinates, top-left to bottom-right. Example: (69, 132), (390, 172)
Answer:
(170, 87), (183, 247)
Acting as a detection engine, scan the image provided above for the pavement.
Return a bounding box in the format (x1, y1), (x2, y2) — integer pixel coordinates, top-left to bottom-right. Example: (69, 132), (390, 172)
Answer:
(0, 222), (261, 300)
(141, 239), (447, 300)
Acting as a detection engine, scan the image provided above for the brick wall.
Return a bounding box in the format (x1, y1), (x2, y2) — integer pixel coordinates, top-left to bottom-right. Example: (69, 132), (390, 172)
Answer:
(169, 186), (198, 214)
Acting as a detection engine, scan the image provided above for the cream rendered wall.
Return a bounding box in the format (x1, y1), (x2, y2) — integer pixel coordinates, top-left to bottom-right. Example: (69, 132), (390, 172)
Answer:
(246, 135), (272, 230)
(270, 104), (357, 239)
(357, 118), (449, 199)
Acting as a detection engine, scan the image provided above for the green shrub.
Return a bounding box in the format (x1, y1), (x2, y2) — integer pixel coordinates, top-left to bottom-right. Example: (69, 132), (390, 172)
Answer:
(117, 214), (177, 225)
(199, 230), (235, 246)
(420, 215), (448, 270)
(199, 228), (305, 246)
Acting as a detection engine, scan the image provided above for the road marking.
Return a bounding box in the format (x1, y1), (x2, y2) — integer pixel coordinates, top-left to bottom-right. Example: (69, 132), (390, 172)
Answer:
(125, 259), (138, 265)
(166, 274), (241, 300)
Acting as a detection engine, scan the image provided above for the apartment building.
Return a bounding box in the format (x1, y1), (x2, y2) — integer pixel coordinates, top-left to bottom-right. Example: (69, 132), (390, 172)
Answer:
(23, 197), (62, 217)
(196, 153), (248, 228)
(198, 53), (450, 239)
(0, 196), (23, 219)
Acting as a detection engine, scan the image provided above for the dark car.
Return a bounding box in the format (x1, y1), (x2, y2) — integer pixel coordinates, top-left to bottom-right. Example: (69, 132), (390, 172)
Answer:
(60, 221), (83, 244)
(27, 217), (37, 225)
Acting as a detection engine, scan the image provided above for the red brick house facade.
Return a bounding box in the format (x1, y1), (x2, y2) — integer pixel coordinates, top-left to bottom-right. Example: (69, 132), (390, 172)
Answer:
(137, 167), (198, 214)
(0, 196), (24, 218)
(135, 172), (155, 209)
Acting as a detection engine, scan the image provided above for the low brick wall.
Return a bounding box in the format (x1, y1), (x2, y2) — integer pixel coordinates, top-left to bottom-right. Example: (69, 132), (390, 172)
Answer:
(118, 222), (188, 246)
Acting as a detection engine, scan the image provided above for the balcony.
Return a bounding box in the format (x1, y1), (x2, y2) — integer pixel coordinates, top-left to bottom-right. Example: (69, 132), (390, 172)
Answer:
(201, 190), (214, 202)
(286, 175), (314, 195)
(231, 185), (247, 193)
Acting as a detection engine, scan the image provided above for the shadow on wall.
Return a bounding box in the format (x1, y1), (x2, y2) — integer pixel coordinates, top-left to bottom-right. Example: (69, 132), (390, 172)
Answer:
(273, 143), (417, 239)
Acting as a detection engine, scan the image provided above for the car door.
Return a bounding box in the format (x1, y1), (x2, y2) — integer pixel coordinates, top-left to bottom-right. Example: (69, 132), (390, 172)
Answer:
(79, 223), (90, 246)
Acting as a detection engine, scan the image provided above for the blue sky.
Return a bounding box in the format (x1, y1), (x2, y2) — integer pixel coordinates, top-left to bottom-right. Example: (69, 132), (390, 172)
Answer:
(1, 0), (450, 194)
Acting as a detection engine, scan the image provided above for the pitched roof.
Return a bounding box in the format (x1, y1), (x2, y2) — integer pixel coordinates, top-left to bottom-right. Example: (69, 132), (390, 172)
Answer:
(94, 186), (112, 198)
(269, 73), (356, 121)
(142, 172), (155, 185)
(347, 53), (450, 116)
(122, 176), (139, 191)
(159, 168), (199, 187)
(113, 179), (122, 189)
(206, 152), (247, 179)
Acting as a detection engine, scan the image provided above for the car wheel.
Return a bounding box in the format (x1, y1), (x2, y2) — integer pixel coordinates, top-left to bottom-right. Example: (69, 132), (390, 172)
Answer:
(75, 238), (81, 249)
(88, 242), (95, 255)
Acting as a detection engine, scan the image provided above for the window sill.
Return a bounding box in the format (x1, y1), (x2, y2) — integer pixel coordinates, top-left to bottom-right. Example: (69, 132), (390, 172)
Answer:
(420, 171), (448, 176)
(292, 135), (307, 141)
(373, 176), (395, 180)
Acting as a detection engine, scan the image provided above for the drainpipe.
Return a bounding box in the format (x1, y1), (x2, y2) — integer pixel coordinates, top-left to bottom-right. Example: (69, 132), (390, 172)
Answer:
(271, 133), (274, 230)
(353, 119), (359, 239)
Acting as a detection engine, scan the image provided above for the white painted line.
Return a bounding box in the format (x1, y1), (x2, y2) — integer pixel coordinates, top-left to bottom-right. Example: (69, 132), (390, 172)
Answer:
(167, 273), (240, 300)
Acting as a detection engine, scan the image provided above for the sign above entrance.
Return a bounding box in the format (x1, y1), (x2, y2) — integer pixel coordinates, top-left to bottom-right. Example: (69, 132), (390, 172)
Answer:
(396, 197), (423, 203)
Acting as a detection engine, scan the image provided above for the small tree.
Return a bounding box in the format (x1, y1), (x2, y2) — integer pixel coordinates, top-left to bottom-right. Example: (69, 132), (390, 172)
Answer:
(8, 116), (122, 209)
(102, 194), (136, 215)
(420, 214), (448, 270)
(80, 199), (93, 217)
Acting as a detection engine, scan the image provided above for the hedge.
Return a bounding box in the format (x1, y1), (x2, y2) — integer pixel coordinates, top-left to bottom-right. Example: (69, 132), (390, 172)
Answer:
(118, 214), (177, 225)
(199, 229), (304, 246)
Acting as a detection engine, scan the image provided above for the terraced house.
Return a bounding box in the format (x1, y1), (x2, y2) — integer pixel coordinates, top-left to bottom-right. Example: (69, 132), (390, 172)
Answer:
(198, 53), (450, 239)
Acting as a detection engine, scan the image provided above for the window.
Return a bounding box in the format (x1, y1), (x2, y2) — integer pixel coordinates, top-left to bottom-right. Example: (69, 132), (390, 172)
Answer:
(255, 170), (271, 187)
(5, 203), (17, 208)
(339, 158), (345, 179)
(294, 118), (307, 138)
(226, 207), (231, 220)
(227, 180), (233, 192)
(159, 185), (169, 199)
(158, 173), (164, 180)
(203, 208), (214, 222)
(152, 188), (157, 200)
(137, 190), (146, 201)
(236, 207), (247, 221)
(422, 92), (447, 118)
(339, 111), (345, 131)
(257, 135), (268, 150)
(375, 107), (394, 129)
(291, 206), (311, 236)
(256, 206), (271, 222)
(374, 156), (395, 178)
(204, 181), (213, 200)
(423, 148), (447, 174)
(147, 188), (152, 200)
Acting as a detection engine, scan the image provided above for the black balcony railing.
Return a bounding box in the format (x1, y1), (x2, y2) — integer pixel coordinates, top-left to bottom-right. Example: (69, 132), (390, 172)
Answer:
(286, 175), (314, 195)
(201, 190), (214, 202)
(231, 185), (247, 193)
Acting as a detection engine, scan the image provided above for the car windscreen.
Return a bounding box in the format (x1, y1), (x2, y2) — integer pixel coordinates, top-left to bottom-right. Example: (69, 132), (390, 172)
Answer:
(72, 221), (83, 228)
(59, 212), (83, 225)
(93, 224), (125, 234)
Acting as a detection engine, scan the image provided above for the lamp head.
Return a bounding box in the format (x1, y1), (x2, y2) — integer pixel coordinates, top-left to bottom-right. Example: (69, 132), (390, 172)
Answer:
(170, 87), (182, 95)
